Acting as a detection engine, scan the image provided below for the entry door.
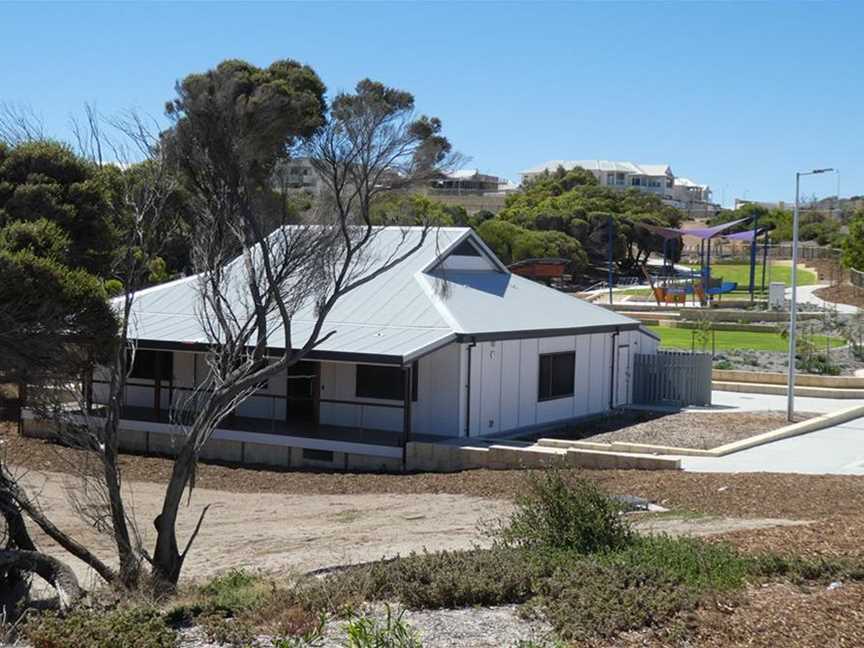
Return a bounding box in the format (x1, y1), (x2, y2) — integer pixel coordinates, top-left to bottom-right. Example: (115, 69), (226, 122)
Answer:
(286, 361), (318, 424)
(614, 345), (631, 407)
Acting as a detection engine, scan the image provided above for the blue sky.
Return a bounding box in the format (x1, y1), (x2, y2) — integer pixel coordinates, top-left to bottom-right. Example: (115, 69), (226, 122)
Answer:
(2, 1), (861, 206)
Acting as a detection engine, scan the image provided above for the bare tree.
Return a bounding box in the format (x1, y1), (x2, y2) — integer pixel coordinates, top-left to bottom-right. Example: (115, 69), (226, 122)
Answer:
(1, 110), (182, 593)
(146, 78), (458, 589)
(2, 76), (458, 597)
(0, 103), (45, 145)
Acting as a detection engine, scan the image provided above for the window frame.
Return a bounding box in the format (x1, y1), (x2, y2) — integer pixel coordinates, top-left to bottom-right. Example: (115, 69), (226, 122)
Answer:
(128, 349), (174, 381)
(537, 351), (576, 402)
(355, 362), (419, 402)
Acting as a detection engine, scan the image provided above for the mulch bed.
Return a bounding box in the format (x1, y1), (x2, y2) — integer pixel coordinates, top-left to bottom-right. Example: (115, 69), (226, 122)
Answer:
(549, 410), (813, 450)
(602, 581), (864, 648)
(814, 284), (864, 309)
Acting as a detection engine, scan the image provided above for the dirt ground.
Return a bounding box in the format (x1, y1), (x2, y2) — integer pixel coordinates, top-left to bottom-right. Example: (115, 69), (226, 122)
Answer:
(814, 283), (864, 309)
(7, 422), (864, 647)
(16, 468), (809, 590)
(547, 410), (814, 450)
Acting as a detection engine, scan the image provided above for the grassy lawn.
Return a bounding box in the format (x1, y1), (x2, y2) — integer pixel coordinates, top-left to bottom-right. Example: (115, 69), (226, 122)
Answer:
(646, 324), (844, 352)
(620, 262), (818, 298)
(708, 262), (818, 290)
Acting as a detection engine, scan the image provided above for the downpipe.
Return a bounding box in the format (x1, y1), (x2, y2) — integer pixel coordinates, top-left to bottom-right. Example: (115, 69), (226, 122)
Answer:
(464, 338), (477, 436)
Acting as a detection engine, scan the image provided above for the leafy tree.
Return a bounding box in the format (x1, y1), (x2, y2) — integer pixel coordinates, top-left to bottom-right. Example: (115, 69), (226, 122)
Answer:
(521, 165), (599, 195)
(843, 209), (864, 270)
(371, 194), (454, 226)
(164, 58), (326, 196)
(477, 219), (588, 271)
(486, 178), (682, 272)
(0, 217), (71, 263)
(0, 140), (116, 275)
(0, 249), (116, 384)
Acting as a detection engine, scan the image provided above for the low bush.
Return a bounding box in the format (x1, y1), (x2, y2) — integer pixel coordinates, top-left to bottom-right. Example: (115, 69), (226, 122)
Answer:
(343, 605), (422, 648)
(196, 568), (269, 614)
(383, 548), (538, 609)
(492, 471), (633, 553)
(25, 606), (177, 648)
(602, 535), (751, 593)
(529, 560), (697, 641)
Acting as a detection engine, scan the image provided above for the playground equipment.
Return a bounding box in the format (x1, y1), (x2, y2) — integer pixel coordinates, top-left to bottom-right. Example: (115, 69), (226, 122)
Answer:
(638, 216), (774, 306)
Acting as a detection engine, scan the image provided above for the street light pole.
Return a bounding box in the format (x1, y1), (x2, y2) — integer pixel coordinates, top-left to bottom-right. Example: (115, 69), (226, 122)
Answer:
(787, 167), (834, 422)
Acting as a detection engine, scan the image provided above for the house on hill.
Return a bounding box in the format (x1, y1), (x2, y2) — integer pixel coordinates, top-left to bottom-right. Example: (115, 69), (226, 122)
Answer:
(29, 227), (659, 470)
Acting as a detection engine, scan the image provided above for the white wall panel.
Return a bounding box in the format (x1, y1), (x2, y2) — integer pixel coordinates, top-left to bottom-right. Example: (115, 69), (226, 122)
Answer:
(517, 338), (539, 428)
(412, 343), (461, 437)
(499, 341), (521, 431)
(573, 334), (591, 417)
(478, 341), (503, 435)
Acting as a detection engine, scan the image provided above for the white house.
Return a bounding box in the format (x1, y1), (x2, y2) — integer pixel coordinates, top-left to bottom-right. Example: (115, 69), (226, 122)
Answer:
(75, 227), (657, 470)
(521, 160), (717, 215)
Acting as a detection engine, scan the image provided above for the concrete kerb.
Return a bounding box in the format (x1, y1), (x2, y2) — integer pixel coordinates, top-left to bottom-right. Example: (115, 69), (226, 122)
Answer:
(538, 402), (864, 459)
(712, 380), (864, 399)
(713, 369), (864, 389)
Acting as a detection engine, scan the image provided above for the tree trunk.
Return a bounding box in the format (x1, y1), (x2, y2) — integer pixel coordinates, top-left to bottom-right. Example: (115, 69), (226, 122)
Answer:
(150, 442), (196, 591)
(0, 550), (84, 612)
(1, 492), (84, 615)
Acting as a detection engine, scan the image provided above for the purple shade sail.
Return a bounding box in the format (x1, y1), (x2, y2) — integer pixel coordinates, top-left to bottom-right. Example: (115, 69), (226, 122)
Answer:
(639, 216), (752, 241)
(723, 228), (768, 241)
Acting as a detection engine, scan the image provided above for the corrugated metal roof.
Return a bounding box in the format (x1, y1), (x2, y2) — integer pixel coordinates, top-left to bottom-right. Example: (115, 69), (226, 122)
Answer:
(124, 226), (640, 363)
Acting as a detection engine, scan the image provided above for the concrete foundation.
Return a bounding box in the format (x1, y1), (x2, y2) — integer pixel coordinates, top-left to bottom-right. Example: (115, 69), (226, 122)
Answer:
(20, 418), (678, 473)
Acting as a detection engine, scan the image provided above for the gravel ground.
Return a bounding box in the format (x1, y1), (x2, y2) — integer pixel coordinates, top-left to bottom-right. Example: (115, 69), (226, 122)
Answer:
(545, 410), (814, 450)
(714, 345), (864, 375)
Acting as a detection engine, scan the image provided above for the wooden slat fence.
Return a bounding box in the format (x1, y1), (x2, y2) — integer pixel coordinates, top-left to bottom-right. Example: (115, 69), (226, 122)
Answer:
(633, 351), (713, 407)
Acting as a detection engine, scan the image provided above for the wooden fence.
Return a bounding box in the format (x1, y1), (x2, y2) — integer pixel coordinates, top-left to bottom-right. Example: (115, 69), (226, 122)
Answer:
(850, 268), (864, 290)
(633, 351), (713, 407)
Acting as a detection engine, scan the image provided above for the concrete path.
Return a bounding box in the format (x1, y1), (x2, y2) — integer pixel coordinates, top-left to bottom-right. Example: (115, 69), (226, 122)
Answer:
(696, 389), (864, 415)
(786, 283), (859, 314)
(673, 390), (864, 475)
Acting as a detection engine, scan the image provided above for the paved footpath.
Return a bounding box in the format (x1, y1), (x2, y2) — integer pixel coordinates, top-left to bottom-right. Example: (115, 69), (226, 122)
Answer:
(786, 283), (859, 314)
(674, 390), (864, 475)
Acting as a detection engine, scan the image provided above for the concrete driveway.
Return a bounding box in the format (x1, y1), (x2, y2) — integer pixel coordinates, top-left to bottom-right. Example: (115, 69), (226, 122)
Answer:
(676, 390), (864, 475)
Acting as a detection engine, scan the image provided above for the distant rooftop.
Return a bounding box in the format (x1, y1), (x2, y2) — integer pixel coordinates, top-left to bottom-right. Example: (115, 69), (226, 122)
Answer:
(521, 160), (672, 177)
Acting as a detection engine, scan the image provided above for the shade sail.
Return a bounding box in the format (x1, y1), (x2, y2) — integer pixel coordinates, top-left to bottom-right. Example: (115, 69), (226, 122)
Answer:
(723, 228), (768, 242)
(639, 216), (752, 241)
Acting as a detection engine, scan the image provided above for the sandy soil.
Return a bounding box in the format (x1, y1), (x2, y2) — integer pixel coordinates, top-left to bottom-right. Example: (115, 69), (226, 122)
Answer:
(18, 469), (511, 589)
(15, 468), (807, 590)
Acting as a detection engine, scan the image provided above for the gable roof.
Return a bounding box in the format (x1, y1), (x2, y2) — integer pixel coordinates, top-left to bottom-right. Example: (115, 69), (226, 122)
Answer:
(125, 227), (641, 364)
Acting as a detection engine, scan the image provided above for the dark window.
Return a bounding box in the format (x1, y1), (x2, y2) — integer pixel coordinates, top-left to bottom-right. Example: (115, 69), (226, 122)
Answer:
(286, 361), (316, 398)
(302, 448), (334, 462)
(129, 350), (173, 381)
(538, 352), (575, 401)
(356, 363), (419, 401)
(450, 239), (482, 256)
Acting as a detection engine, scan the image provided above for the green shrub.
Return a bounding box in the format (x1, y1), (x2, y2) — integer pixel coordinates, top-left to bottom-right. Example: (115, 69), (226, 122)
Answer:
(529, 560), (696, 641)
(25, 606), (177, 648)
(494, 472), (633, 553)
(748, 554), (864, 584)
(602, 535), (751, 593)
(343, 605), (422, 648)
(385, 548), (538, 609)
(196, 568), (269, 614)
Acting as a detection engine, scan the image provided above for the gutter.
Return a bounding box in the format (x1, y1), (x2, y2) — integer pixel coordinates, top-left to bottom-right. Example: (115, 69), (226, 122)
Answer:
(609, 328), (620, 410)
(464, 337), (477, 436)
